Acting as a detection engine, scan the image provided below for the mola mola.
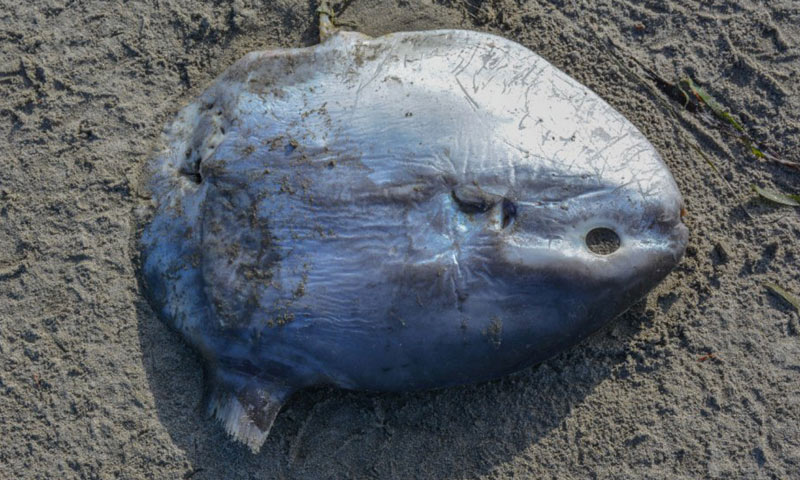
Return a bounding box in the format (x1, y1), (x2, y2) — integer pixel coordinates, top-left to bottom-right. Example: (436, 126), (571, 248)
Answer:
(139, 3), (688, 452)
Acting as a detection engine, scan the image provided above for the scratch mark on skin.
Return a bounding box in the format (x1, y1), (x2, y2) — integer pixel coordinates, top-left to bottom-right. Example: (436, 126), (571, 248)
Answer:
(354, 50), (394, 109)
(455, 76), (480, 111)
(500, 137), (532, 158)
(519, 83), (536, 130)
(451, 44), (479, 77)
(472, 45), (494, 93)
(473, 45), (510, 94)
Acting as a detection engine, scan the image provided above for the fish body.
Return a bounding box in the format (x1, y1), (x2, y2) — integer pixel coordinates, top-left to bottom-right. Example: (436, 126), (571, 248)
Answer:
(140, 29), (688, 451)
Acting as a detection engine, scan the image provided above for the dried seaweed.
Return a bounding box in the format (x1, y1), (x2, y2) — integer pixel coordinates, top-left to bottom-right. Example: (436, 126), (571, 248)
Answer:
(765, 283), (800, 312)
(645, 72), (799, 170)
(752, 185), (800, 207)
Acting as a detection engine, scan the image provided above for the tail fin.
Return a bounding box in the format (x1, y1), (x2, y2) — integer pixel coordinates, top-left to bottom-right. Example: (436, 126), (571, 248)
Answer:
(206, 371), (292, 453)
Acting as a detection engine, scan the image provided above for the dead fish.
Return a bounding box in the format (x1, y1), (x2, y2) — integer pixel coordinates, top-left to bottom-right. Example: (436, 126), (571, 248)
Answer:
(139, 3), (688, 452)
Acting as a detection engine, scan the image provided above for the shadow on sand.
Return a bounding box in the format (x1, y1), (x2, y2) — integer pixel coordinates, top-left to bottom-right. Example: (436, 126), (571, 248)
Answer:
(136, 293), (647, 479)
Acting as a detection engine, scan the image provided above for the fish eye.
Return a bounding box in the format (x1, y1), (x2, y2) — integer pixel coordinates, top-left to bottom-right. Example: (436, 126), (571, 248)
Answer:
(585, 227), (620, 255)
(451, 186), (497, 214)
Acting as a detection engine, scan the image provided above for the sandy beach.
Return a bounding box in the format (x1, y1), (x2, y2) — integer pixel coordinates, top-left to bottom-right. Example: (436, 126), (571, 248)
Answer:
(1, 0), (799, 478)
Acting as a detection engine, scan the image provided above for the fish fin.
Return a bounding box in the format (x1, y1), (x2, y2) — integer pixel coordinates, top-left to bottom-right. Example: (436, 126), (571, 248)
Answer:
(206, 374), (291, 453)
(317, 0), (338, 42)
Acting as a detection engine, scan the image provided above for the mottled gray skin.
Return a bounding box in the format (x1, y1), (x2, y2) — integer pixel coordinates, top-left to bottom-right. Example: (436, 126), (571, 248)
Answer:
(140, 29), (688, 450)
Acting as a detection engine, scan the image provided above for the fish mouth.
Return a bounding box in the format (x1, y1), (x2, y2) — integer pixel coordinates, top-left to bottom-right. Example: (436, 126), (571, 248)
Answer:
(637, 219), (688, 285)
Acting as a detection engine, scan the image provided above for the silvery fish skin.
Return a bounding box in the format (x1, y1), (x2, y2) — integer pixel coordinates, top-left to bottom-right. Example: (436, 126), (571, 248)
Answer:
(140, 29), (688, 451)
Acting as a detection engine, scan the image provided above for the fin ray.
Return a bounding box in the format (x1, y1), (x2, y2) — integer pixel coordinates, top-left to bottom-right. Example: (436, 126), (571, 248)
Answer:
(206, 373), (291, 453)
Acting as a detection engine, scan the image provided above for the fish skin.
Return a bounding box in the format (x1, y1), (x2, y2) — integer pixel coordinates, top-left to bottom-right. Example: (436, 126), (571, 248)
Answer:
(140, 29), (688, 450)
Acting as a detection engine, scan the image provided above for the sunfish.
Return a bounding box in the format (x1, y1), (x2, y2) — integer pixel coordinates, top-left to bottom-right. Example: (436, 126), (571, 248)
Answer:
(139, 3), (688, 452)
